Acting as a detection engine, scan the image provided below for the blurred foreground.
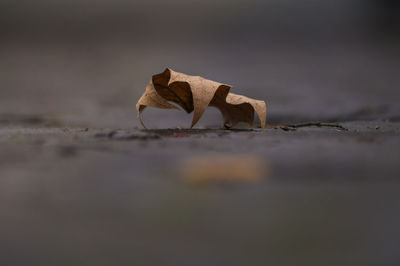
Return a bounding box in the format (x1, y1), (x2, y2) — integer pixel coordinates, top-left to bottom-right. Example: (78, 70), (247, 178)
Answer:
(0, 120), (399, 266)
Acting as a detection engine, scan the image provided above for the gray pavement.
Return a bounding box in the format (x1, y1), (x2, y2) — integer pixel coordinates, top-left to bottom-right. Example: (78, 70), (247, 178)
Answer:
(0, 118), (399, 266)
(1, 1), (400, 264)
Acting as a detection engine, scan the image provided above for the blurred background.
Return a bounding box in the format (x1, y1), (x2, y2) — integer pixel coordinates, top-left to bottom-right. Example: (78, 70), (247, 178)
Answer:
(1, 1), (400, 266)
(1, 0), (399, 127)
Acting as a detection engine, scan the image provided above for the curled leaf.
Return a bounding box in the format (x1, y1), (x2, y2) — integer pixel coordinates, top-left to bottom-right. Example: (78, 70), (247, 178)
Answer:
(136, 68), (267, 129)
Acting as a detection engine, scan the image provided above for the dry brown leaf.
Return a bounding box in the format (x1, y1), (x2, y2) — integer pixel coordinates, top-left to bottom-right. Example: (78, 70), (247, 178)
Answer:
(136, 68), (267, 129)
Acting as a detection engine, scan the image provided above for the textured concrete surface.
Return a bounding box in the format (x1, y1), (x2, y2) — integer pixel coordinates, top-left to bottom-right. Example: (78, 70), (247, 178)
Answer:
(0, 118), (399, 266)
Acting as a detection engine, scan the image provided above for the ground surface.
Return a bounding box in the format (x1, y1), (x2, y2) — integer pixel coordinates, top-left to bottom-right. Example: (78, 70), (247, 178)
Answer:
(1, 117), (399, 266)
(1, 3), (400, 262)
